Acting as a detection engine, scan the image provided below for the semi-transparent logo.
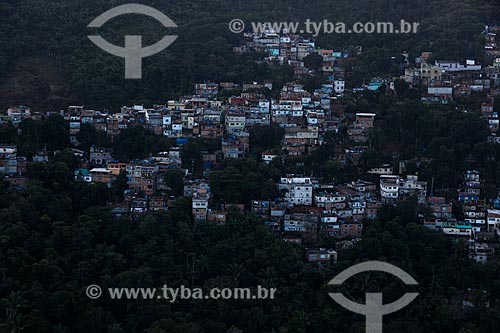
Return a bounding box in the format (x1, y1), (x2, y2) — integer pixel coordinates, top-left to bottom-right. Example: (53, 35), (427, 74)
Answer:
(88, 3), (177, 79)
(329, 261), (419, 333)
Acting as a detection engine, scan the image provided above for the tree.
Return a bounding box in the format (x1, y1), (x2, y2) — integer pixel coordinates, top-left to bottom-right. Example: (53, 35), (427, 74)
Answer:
(394, 79), (409, 97)
(303, 53), (324, 72)
(301, 74), (326, 93)
(163, 169), (185, 196)
(494, 97), (500, 113)
(324, 160), (344, 184)
(249, 124), (284, 156)
(76, 123), (108, 149)
(113, 126), (152, 161)
(42, 115), (70, 151)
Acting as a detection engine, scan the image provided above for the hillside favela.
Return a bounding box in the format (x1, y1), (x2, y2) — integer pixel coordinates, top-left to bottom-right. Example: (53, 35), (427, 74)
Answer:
(1, 1), (500, 332)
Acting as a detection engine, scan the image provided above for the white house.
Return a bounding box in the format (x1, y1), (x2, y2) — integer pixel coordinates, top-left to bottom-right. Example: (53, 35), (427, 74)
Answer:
(334, 80), (345, 94)
(487, 209), (500, 230)
(279, 176), (314, 206)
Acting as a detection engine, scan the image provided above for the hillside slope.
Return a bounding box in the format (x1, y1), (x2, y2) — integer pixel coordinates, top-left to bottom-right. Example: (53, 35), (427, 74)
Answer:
(0, 0), (498, 108)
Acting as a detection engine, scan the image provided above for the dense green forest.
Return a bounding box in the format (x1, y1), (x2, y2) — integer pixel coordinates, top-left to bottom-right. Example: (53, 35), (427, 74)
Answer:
(1, 174), (500, 333)
(0, 0), (499, 108)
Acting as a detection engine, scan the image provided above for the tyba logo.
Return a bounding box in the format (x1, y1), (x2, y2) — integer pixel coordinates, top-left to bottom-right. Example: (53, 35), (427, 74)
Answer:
(88, 3), (177, 79)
